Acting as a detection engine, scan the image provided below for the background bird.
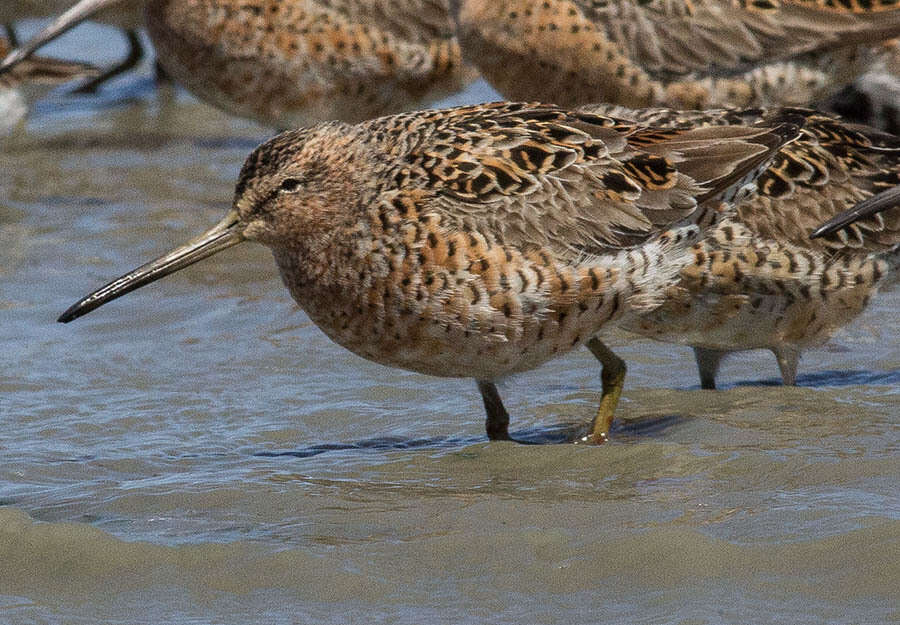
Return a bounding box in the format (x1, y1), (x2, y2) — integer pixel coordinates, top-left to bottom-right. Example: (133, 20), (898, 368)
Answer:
(0, 35), (96, 134)
(452, 0), (900, 126)
(0, 0), (479, 127)
(580, 105), (900, 389)
(1, 0), (146, 92)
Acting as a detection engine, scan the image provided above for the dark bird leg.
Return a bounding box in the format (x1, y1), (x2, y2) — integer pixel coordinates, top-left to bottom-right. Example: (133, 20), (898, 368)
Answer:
(4, 23), (18, 47)
(72, 28), (142, 93)
(154, 59), (171, 85)
(693, 347), (728, 390)
(476, 379), (511, 441)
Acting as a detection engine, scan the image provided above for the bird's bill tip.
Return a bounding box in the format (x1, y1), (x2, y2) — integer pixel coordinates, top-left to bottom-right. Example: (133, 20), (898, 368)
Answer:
(808, 223), (833, 240)
(57, 209), (244, 323)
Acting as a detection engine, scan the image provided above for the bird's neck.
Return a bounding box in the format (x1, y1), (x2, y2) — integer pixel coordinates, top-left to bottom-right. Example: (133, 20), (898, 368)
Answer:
(268, 213), (373, 311)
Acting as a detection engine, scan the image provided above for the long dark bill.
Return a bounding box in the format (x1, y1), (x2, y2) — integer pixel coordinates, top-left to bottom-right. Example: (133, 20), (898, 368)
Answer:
(0, 0), (125, 74)
(58, 210), (244, 323)
(810, 184), (900, 240)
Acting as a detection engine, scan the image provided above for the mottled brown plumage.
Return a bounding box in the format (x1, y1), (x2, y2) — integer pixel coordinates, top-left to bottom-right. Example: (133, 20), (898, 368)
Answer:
(0, 0), (479, 127)
(57, 102), (800, 443)
(453, 0), (900, 112)
(584, 105), (900, 387)
(147, 0), (480, 126)
(813, 184), (900, 240)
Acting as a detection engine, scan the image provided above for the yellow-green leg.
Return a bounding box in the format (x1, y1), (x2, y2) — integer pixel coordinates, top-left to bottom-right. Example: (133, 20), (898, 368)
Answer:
(582, 337), (627, 444)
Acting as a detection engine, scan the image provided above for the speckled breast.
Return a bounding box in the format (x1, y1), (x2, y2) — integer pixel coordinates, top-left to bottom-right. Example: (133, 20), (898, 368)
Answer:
(269, 208), (688, 380)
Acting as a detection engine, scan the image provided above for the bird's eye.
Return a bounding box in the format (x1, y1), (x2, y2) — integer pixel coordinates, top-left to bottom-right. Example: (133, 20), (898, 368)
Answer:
(279, 178), (302, 193)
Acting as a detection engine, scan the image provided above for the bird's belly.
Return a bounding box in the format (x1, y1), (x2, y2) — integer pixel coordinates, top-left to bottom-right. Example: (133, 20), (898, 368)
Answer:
(146, 1), (475, 128)
(302, 296), (619, 380)
(281, 222), (687, 380)
(621, 286), (874, 352)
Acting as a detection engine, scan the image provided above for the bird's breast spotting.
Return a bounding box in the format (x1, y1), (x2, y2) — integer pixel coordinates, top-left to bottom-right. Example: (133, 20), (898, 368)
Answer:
(273, 201), (699, 378)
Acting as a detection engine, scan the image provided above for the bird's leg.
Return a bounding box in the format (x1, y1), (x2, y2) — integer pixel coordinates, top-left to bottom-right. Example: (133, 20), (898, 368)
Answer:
(72, 29), (143, 93)
(154, 59), (171, 85)
(583, 337), (627, 444)
(772, 346), (800, 386)
(4, 23), (18, 47)
(476, 379), (511, 441)
(693, 347), (729, 390)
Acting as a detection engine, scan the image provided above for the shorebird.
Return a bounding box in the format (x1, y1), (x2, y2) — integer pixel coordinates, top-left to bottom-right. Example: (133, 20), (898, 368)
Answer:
(0, 36), (96, 134)
(0, 0), (478, 127)
(582, 105), (900, 389)
(452, 0), (900, 112)
(56, 102), (799, 443)
(0, 0), (146, 92)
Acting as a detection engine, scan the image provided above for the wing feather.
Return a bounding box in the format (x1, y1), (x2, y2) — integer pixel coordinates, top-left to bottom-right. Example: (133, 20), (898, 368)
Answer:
(579, 0), (900, 79)
(369, 102), (798, 257)
(579, 104), (900, 252)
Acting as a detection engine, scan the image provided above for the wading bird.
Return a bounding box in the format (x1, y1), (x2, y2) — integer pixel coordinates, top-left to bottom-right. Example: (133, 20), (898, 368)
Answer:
(56, 102), (801, 443)
(1, 0), (145, 92)
(585, 106), (900, 388)
(0, 0), (478, 127)
(452, 0), (900, 113)
(0, 35), (96, 134)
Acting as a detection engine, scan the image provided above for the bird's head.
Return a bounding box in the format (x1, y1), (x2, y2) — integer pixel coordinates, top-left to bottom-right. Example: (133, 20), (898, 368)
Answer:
(58, 121), (363, 323)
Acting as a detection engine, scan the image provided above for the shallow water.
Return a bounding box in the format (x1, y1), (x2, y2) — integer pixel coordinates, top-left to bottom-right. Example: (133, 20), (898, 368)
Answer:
(1, 23), (899, 625)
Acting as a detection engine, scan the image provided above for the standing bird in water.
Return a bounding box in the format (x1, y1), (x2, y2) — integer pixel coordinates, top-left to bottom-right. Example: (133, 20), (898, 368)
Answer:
(584, 106), (900, 389)
(0, 0), (478, 127)
(56, 102), (799, 443)
(451, 0), (900, 114)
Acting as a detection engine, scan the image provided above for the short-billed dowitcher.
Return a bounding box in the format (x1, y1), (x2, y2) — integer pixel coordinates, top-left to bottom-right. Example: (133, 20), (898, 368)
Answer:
(57, 102), (800, 443)
(0, 0), (146, 92)
(452, 0), (900, 113)
(0, 36), (96, 134)
(582, 105), (900, 389)
(1, 0), (478, 127)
